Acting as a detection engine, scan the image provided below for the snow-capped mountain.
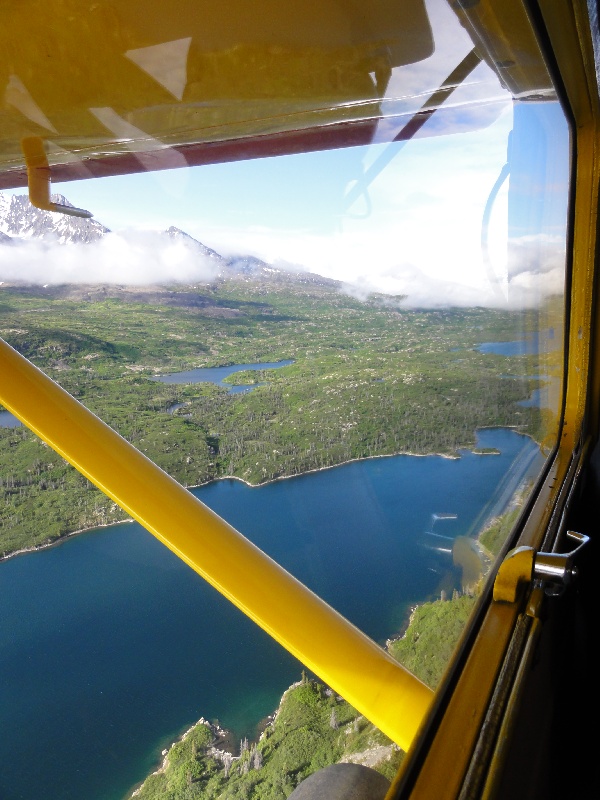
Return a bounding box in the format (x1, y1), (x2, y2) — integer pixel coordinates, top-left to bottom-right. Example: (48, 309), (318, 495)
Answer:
(0, 192), (265, 276)
(0, 193), (109, 244)
(0, 191), (337, 289)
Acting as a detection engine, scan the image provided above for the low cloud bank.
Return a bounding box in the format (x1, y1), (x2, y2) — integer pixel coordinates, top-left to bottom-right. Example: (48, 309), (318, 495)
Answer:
(0, 229), (566, 310)
(0, 229), (220, 286)
(339, 234), (566, 309)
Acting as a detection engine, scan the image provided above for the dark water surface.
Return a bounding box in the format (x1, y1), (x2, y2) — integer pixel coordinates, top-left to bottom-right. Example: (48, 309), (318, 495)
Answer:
(0, 428), (542, 800)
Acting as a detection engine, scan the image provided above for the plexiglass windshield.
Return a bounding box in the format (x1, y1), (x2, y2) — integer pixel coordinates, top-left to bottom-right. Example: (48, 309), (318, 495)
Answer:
(0, 1), (569, 798)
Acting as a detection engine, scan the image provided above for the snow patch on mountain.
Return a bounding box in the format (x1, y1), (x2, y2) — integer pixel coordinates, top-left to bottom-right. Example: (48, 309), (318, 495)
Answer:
(0, 191), (332, 289)
(0, 193), (109, 244)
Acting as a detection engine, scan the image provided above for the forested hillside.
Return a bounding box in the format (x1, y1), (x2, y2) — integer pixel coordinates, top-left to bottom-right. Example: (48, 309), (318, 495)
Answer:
(0, 279), (560, 557)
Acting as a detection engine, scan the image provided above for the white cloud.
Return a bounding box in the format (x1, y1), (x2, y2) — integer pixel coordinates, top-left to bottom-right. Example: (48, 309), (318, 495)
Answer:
(340, 263), (491, 308)
(336, 233), (566, 309)
(0, 230), (220, 286)
(0, 220), (560, 309)
(508, 234), (566, 279)
(184, 108), (517, 306)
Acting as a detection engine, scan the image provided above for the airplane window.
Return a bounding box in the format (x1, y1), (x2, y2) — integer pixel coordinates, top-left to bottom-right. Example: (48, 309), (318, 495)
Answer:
(0, 1), (569, 799)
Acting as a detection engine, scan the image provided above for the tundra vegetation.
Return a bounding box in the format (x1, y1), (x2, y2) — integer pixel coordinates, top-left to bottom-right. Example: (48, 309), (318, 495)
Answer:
(0, 278), (560, 557)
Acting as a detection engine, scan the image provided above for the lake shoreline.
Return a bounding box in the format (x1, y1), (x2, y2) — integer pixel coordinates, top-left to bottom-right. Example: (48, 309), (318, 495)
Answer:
(129, 716), (231, 798)
(0, 425), (533, 564)
(126, 681), (304, 799)
(125, 457), (531, 796)
(0, 426), (529, 564)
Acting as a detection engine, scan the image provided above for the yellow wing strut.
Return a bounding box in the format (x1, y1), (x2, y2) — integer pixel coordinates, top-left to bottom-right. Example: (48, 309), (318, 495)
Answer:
(0, 338), (433, 751)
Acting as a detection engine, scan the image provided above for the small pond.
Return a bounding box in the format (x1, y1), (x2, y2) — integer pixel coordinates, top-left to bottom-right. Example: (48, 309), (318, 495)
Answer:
(152, 360), (294, 393)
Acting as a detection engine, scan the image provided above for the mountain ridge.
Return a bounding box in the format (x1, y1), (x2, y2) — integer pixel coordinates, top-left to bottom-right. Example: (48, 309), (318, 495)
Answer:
(0, 193), (109, 244)
(0, 192), (341, 291)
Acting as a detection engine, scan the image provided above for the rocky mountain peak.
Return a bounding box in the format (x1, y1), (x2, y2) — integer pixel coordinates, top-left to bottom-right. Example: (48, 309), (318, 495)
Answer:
(224, 254), (273, 276)
(165, 226), (225, 266)
(0, 191), (319, 286)
(0, 192), (109, 244)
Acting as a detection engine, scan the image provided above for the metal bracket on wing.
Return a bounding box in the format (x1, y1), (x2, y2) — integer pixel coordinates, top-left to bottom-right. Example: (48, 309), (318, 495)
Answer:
(493, 530), (589, 603)
(21, 136), (93, 218)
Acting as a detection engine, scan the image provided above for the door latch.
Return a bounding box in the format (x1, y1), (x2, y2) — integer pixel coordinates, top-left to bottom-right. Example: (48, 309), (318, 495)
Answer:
(493, 530), (589, 603)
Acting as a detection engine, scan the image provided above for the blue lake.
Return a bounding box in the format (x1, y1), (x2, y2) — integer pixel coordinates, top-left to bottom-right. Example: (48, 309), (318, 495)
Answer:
(0, 428), (543, 800)
(478, 340), (539, 356)
(152, 360), (294, 393)
(1, 362), (295, 426)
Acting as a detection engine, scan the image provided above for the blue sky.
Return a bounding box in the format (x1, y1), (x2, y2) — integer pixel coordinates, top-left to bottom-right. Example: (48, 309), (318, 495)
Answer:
(53, 144), (370, 237)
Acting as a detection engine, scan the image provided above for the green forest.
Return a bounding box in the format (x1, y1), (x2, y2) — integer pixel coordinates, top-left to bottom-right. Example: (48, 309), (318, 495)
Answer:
(0, 278), (561, 557)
